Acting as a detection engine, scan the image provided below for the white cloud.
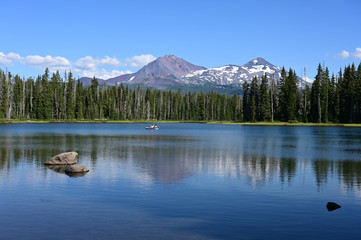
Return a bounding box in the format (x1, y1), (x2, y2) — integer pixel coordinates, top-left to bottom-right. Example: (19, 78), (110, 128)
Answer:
(74, 56), (97, 71)
(335, 50), (350, 59)
(7, 52), (23, 61)
(0, 51), (154, 79)
(0, 52), (23, 65)
(100, 56), (121, 67)
(335, 48), (361, 60)
(351, 47), (361, 59)
(124, 54), (156, 68)
(77, 68), (132, 80)
(74, 56), (121, 71)
(72, 56), (123, 79)
(23, 55), (72, 72)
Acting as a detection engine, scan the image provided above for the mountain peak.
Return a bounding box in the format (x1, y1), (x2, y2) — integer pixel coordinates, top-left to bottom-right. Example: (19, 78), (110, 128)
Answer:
(128, 54), (205, 83)
(253, 57), (266, 63)
(161, 54), (177, 59)
(156, 54), (188, 65)
(242, 57), (275, 68)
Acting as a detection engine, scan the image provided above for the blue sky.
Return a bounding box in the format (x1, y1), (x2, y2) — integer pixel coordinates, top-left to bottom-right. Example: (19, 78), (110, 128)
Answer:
(1, 0), (360, 80)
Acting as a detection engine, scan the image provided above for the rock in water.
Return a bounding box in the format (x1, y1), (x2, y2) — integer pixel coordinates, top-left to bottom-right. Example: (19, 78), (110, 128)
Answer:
(46, 165), (68, 174)
(65, 172), (88, 178)
(65, 165), (89, 178)
(65, 164), (89, 173)
(44, 152), (78, 165)
(326, 202), (341, 211)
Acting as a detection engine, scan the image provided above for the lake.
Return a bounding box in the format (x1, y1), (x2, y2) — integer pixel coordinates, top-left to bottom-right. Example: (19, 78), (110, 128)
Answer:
(0, 123), (361, 239)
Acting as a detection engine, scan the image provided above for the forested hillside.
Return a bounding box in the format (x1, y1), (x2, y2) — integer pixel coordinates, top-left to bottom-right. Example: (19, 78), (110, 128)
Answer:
(0, 62), (360, 123)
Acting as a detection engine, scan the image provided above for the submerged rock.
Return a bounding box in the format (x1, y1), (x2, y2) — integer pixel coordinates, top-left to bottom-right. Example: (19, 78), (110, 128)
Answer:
(326, 202), (341, 211)
(65, 164), (89, 178)
(65, 172), (88, 178)
(65, 164), (89, 173)
(44, 152), (78, 165)
(46, 165), (67, 174)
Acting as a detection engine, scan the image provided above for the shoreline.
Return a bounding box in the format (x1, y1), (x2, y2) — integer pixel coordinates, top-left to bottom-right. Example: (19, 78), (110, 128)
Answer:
(1, 119), (361, 127)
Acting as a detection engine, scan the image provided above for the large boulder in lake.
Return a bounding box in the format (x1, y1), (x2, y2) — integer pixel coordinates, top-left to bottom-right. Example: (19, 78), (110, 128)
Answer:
(44, 152), (78, 165)
(65, 164), (89, 178)
(46, 165), (67, 174)
(66, 172), (88, 178)
(65, 164), (89, 173)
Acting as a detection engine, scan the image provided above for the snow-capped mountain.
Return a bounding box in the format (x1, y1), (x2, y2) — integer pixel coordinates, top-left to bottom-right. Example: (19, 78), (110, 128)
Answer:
(80, 55), (206, 88)
(179, 57), (283, 86)
(79, 55), (309, 92)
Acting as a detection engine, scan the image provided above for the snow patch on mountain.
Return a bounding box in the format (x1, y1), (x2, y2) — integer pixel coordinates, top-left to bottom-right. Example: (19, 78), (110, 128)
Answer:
(179, 57), (285, 86)
(304, 76), (314, 83)
(183, 65), (243, 85)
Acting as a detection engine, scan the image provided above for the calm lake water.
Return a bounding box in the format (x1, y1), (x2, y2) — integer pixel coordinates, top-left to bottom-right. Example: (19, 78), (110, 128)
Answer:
(1, 123), (361, 239)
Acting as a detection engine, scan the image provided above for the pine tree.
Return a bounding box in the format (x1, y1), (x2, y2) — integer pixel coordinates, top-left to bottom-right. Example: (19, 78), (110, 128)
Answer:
(66, 72), (75, 119)
(24, 77), (34, 119)
(269, 74), (277, 122)
(5, 72), (13, 119)
(232, 93), (242, 121)
(279, 68), (297, 121)
(321, 67), (330, 123)
(50, 71), (62, 119)
(249, 76), (259, 122)
(242, 82), (250, 121)
(90, 77), (99, 119)
(40, 68), (52, 119)
(279, 67), (288, 121)
(311, 64), (323, 122)
(0, 70), (8, 119)
(303, 85), (311, 122)
(336, 68), (344, 123)
(197, 92), (205, 120)
(356, 63), (361, 122)
(328, 74), (337, 123)
(339, 65), (355, 123)
(32, 75), (42, 119)
(259, 74), (271, 121)
(75, 79), (84, 119)
(13, 75), (23, 119)
(289, 70), (298, 121)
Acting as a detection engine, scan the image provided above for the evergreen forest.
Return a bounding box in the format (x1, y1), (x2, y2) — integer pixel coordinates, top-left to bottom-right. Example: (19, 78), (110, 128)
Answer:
(0, 62), (361, 123)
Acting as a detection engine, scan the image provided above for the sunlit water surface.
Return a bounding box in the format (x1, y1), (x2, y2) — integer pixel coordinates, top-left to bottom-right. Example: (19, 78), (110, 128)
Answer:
(1, 123), (361, 239)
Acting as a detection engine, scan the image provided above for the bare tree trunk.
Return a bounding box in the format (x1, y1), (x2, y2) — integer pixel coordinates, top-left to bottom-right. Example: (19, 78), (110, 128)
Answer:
(159, 92), (163, 121)
(63, 84), (67, 118)
(304, 68), (307, 122)
(270, 76), (274, 122)
(29, 82), (33, 119)
(147, 100), (150, 121)
(7, 79), (13, 119)
(168, 94), (171, 120)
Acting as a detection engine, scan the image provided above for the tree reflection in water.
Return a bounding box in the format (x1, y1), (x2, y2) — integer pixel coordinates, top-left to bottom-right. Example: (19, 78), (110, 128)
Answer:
(1, 132), (361, 193)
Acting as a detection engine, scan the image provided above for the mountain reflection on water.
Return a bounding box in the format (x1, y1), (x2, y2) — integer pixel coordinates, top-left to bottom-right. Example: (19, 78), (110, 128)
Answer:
(1, 125), (361, 193)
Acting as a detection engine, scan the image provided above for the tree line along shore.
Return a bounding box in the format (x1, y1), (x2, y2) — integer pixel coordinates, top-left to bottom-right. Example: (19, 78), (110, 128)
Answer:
(0, 62), (361, 124)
